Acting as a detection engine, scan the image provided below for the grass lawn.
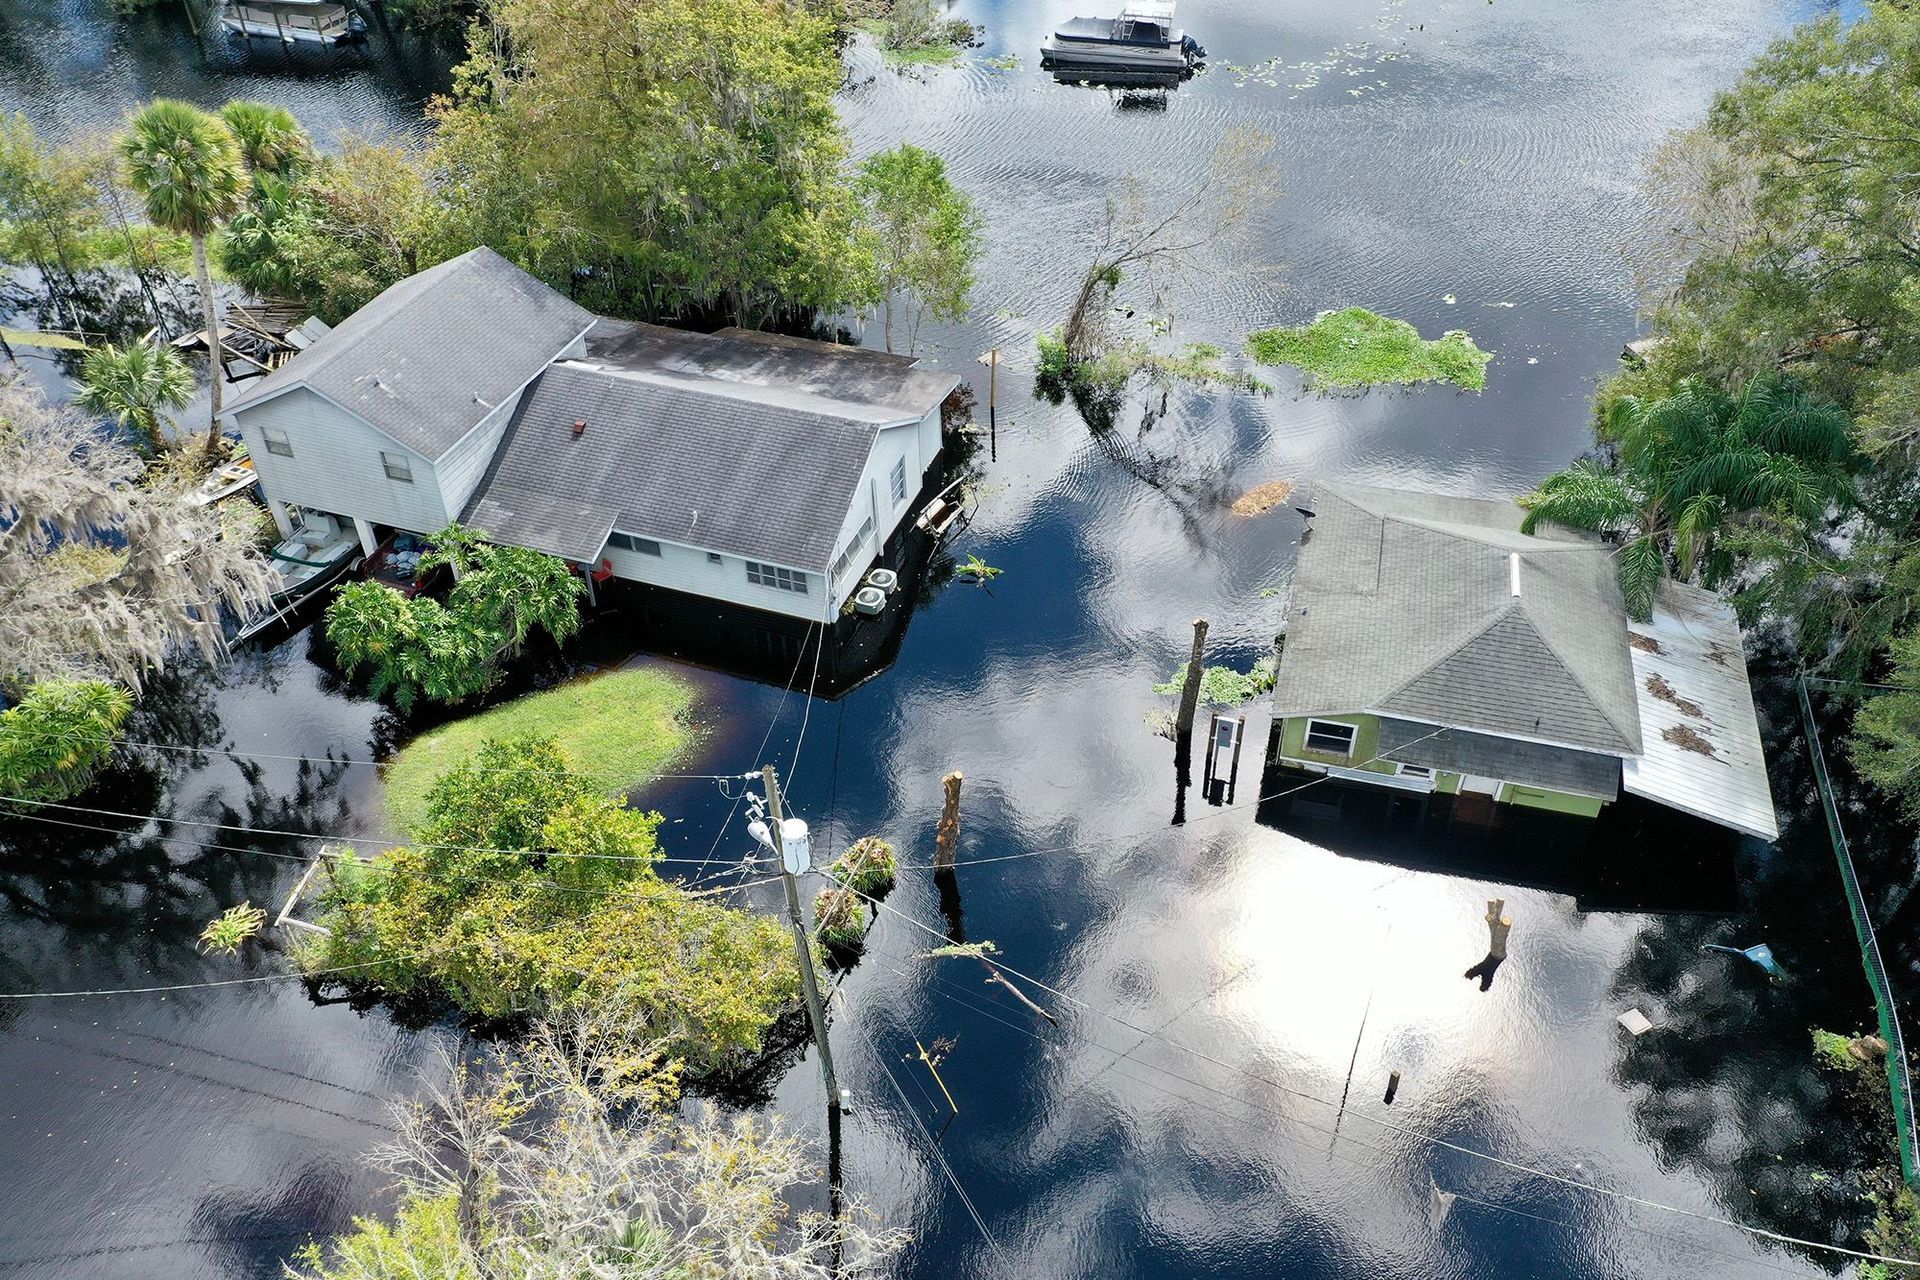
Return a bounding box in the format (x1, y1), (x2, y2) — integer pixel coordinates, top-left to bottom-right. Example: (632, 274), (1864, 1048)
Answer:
(1246, 307), (1493, 391)
(382, 666), (698, 835)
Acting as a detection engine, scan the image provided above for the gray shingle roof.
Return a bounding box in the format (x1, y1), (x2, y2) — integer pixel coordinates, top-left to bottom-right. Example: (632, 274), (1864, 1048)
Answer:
(463, 351), (946, 570)
(225, 247), (594, 461)
(1376, 718), (1622, 799)
(1272, 482), (1643, 756)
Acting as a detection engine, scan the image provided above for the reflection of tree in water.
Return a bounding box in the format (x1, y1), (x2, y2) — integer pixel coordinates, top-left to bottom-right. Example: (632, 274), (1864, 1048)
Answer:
(1606, 662), (1905, 1262)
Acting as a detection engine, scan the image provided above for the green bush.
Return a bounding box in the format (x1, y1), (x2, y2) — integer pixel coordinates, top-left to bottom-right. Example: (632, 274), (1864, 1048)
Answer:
(0, 679), (132, 803)
(814, 887), (868, 952)
(1247, 307), (1493, 391)
(829, 836), (898, 897)
(326, 522), (583, 714)
(303, 736), (798, 1075)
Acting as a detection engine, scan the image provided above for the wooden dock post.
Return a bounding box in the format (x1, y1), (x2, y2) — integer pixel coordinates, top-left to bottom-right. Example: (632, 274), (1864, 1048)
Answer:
(934, 770), (963, 870)
(1384, 1069), (1401, 1105)
(1485, 898), (1512, 959)
(1175, 617), (1209, 736)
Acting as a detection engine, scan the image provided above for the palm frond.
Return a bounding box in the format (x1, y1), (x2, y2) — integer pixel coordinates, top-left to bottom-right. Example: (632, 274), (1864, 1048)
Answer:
(1615, 534), (1664, 622)
(1517, 461), (1636, 535)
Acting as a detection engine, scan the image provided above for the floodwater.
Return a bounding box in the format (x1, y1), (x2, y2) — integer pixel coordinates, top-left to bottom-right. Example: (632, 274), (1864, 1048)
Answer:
(0, 1), (1904, 1277)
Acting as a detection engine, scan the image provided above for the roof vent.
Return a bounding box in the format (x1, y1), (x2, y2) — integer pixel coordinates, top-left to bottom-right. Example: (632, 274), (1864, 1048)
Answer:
(1509, 552), (1521, 597)
(571, 418), (587, 438)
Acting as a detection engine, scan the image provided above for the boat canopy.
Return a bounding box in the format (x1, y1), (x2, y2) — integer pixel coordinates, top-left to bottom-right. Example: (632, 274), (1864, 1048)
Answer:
(1122, 0), (1176, 19)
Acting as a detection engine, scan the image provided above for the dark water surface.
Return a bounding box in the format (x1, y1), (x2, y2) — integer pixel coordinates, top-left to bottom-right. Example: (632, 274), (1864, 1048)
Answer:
(0, 1), (1902, 1277)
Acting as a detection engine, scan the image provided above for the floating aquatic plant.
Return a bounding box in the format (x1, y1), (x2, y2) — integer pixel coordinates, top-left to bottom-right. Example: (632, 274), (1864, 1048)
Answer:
(1248, 307), (1492, 391)
(957, 554), (1001, 582)
(199, 902), (267, 955)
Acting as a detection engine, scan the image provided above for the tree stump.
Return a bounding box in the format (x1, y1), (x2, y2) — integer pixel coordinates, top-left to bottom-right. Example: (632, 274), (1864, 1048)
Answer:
(934, 770), (963, 871)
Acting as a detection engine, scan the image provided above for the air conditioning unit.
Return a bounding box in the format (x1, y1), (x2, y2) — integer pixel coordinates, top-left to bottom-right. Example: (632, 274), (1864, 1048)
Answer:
(852, 585), (887, 616)
(864, 568), (900, 594)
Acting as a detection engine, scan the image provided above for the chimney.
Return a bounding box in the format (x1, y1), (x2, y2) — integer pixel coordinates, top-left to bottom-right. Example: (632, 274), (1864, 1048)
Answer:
(571, 418), (587, 438)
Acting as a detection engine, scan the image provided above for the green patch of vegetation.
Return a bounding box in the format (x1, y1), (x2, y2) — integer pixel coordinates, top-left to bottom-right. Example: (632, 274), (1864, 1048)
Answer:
(1812, 1027), (1861, 1072)
(382, 667), (697, 837)
(814, 887), (869, 954)
(1039, 329), (1270, 426)
(958, 554), (1002, 582)
(304, 737), (797, 1076)
(984, 53), (1021, 70)
(0, 679), (131, 804)
(1154, 654), (1279, 705)
(827, 836), (898, 897)
(327, 522), (584, 717)
(853, 0), (976, 65)
(199, 902), (266, 955)
(1247, 307), (1493, 391)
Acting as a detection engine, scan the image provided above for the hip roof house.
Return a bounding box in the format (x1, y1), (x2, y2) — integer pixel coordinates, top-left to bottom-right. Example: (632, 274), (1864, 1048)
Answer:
(222, 247), (959, 623)
(1269, 481), (1779, 840)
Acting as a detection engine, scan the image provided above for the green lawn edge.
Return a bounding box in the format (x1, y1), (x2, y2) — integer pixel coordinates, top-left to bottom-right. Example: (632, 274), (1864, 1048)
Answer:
(381, 666), (699, 836)
(1246, 307), (1493, 391)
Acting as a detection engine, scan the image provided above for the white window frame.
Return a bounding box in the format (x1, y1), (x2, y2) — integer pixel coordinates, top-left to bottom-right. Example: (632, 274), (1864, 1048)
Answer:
(262, 426), (294, 457)
(1303, 718), (1359, 758)
(609, 532), (662, 556)
(1395, 763), (1434, 780)
(831, 514), (877, 582)
(746, 560), (809, 594)
(381, 451), (414, 483)
(889, 457), (908, 506)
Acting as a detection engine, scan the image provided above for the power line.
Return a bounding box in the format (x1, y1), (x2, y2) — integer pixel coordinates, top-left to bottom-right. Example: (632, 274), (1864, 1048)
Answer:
(841, 883), (1920, 1270)
(0, 793), (766, 867)
(846, 1014), (1013, 1272)
(0, 946), (436, 1000)
(895, 723), (1456, 872)
(859, 947), (1828, 1279)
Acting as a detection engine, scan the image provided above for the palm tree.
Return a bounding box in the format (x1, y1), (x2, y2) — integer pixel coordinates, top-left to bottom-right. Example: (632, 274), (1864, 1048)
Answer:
(74, 337), (196, 456)
(1519, 373), (1853, 620)
(119, 100), (244, 458)
(218, 100), (310, 179)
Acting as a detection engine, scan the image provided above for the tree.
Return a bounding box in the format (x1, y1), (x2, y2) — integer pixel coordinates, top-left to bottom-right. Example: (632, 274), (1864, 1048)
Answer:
(289, 1013), (904, 1280)
(0, 679), (132, 803)
(73, 336), (195, 454)
(0, 381), (273, 690)
(432, 0), (872, 324)
(1518, 374), (1854, 619)
(1850, 630), (1920, 823)
(326, 524), (584, 713)
(301, 737), (799, 1071)
(217, 100), (310, 179)
(856, 144), (981, 353)
(120, 100), (244, 455)
(0, 114), (103, 310)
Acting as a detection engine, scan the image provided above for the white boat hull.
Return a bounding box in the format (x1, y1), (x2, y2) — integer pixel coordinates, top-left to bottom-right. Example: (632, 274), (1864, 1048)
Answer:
(220, 6), (365, 45)
(1041, 39), (1189, 72)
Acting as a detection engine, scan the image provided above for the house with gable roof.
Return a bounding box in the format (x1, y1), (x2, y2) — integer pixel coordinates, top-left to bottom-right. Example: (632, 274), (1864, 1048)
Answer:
(222, 247), (959, 628)
(1268, 481), (1779, 841)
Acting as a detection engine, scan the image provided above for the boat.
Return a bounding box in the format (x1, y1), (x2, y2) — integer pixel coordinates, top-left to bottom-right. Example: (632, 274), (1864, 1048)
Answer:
(234, 511), (364, 643)
(1040, 1), (1204, 76)
(189, 458), (259, 508)
(261, 512), (363, 610)
(220, 1), (368, 46)
(363, 531), (448, 600)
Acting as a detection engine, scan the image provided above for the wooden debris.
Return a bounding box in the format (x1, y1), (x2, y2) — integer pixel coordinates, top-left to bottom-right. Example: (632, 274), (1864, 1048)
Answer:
(1662, 723), (1720, 760)
(1627, 631), (1665, 655)
(1229, 480), (1294, 517)
(985, 969), (1058, 1026)
(1645, 673), (1705, 719)
(934, 770), (963, 871)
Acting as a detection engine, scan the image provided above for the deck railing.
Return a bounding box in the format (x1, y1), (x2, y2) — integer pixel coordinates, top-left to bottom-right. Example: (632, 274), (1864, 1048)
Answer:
(1797, 675), (1920, 1189)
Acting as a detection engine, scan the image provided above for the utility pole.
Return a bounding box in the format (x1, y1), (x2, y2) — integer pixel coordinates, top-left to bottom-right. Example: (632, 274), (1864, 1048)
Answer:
(763, 764), (844, 1112)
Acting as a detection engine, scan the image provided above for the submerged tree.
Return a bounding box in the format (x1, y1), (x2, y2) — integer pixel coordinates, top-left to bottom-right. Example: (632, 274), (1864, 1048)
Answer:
(856, 144), (982, 354)
(73, 336), (195, 454)
(0, 381), (273, 690)
(0, 679), (132, 803)
(1849, 631), (1920, 824)
(289, 1012), (903, 1279)
(119, 100), (243, 455)
(1518, 374), (1854, 619)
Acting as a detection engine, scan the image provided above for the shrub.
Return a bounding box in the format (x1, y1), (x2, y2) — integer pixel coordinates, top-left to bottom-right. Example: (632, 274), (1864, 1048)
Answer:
(814, 888), (869, 952)
(199, 902), (267, 955)
(829, 836), (898, 897)
(0, 679), (133, 803)
(303, 737), (797, 1075)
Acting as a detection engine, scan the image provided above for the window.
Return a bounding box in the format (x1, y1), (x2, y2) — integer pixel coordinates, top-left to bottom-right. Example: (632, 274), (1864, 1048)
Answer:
(890, 457), (908, 506)
(746, 560), (809, 594)
(1396, 764), (1433, 780)
(1303, 719), (1358, 757)
(707, 552), (724, 565)
(262, 426), (293, 458)
(608, 532), (662, 556)
(830, 515), (876, 582)
(381, 451), (413, 483)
